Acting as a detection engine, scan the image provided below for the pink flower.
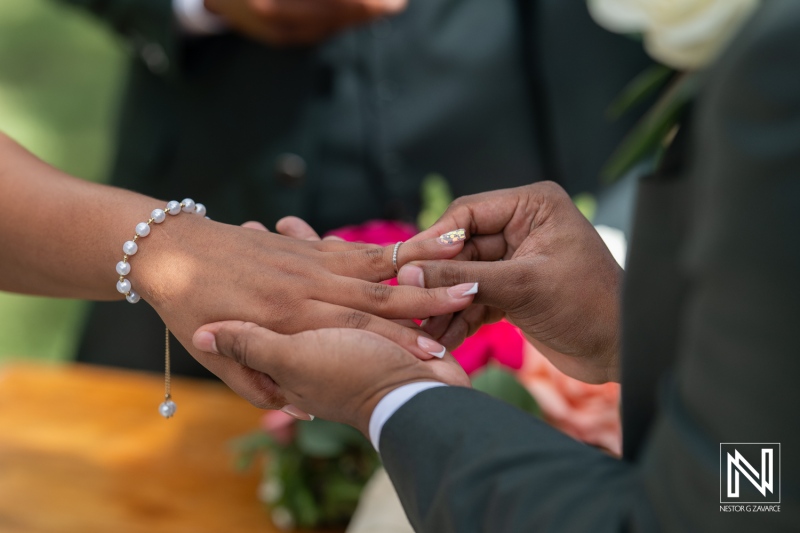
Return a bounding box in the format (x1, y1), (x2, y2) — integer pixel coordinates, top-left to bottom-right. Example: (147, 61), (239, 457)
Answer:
(452, 320), (525, 375)
(261, 410), (296, 446)
(517, 343), (622, 456)
(326, 220), (418, 247)
(328, 220), (526, 375)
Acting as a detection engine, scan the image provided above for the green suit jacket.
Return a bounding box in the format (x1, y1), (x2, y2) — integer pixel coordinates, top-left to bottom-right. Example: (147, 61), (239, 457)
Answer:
(380, 2), (800, 530)
(62, 0), (653, 376)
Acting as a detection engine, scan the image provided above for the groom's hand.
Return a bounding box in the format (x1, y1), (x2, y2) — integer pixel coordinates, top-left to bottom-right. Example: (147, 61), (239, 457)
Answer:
(398, 182), (623, 384)
(192, 321), (470, 434)
(204, 0), (406, 46)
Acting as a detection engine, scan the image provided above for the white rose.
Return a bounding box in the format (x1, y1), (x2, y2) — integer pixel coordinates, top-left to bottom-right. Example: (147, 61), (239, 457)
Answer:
(588, 0), (760, 69)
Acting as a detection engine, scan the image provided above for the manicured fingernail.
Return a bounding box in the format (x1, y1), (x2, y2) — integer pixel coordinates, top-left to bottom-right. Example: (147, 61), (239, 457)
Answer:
(420, 318), (429, 328)
(193, 330), (218, 354)
(398, 264), (425, 287)
(447, 282), (479, 298)
(438, 228), (466, 245)
(417, 336), (446, 358)
(281, 405), (314, 421)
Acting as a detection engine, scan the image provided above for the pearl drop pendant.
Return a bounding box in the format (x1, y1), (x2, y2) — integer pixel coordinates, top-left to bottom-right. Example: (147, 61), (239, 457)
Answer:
(159, 399), (176, 418)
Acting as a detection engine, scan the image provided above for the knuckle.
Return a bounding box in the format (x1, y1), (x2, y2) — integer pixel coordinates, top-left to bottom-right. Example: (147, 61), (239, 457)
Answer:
(343, 310), (372, 330)
(364, 283), (392, 307)
(364, 247), (386, 271)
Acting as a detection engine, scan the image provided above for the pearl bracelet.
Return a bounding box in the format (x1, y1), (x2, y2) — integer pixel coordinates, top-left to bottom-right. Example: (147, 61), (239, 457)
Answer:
(115, 198), (206, 304)
(114, 198), (206, 420)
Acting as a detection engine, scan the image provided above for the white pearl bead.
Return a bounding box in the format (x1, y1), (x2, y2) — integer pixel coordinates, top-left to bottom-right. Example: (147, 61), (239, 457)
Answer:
(123, 241), (138, 255)
(181, 198), (196, 213)
(135, 222), (151, 237)
(151, 209), (166, 224)
(126, 290), (141, 304)
(116, 279), (131, 294)
(194, 203), (206, 217)
(116, 261), (131, 276)
(159, 400), (177, 418)
(166, 201), (181, 215)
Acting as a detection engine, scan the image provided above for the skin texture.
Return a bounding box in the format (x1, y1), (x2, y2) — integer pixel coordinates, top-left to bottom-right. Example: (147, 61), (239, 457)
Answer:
(0, 133), (476, 410)
(399, 183), (623, 384)
(269, 184), (623, 384)
(193, 321), (471, 435)
(204, 0), (407, 46)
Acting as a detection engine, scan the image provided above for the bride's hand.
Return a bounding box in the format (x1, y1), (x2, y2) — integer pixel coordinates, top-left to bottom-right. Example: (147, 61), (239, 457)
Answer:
(127, 216), (476, 408)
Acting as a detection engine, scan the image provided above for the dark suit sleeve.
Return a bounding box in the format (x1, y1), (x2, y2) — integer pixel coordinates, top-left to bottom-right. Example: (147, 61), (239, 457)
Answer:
(380, 387), (658, 533)
(380, 3), (800, 532)
(56, 0), (180, 76)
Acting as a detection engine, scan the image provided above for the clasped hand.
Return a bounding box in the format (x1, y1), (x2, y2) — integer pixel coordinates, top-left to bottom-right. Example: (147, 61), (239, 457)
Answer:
(191, 182), (623, 435)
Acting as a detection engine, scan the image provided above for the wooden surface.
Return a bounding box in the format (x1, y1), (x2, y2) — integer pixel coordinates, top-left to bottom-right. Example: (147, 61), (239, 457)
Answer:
(0, 363), (283, 533)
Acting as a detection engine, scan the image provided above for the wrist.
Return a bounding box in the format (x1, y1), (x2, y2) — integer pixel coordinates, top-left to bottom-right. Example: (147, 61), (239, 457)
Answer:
(120, 199), (212, 307)
(364, 381), (447, 450)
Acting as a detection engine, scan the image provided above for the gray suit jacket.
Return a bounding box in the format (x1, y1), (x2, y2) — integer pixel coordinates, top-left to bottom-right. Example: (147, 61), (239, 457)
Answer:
(380, 2), (800, 531)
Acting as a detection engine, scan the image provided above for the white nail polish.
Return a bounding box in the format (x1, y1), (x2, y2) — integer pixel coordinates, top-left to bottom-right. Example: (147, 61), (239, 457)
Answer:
(420, 318), (429, 328)
(430, 346), (446, 359)
(461, 282), (479, 296)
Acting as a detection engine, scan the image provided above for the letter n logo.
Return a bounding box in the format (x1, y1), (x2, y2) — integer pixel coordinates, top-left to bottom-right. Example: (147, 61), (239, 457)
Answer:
(720, 443), (780, 504)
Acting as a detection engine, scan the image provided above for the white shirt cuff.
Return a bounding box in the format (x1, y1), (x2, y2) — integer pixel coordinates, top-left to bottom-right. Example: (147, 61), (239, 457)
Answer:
(173, 0), (226, 35)
(368, 382), (447, 452)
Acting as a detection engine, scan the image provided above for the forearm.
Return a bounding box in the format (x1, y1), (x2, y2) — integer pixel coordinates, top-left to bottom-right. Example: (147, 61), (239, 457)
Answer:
(0, 133), (170, 301)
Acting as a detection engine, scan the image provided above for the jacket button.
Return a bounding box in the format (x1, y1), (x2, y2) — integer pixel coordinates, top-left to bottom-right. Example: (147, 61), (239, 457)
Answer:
(141, 43), (169, 74)
(275, 154), (307, 187)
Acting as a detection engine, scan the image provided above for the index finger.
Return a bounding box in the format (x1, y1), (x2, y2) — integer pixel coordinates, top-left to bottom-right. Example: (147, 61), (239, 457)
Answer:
(410, 185), (539, 244)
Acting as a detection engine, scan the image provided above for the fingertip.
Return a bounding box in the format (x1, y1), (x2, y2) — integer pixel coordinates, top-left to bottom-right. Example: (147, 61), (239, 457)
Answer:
(397, 264), (425, 287)
(192, 328), (219, 354)
(241, 220), (269, 231)
(276, 216), (320, 240)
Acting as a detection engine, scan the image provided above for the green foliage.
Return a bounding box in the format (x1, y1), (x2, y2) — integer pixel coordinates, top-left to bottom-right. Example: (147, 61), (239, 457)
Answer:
(0, 0), (125, 362)
(232, 418), (380, 530)
(471, 365), (541, 417)
(572, 193), (597, 222)
(602, 73), (698, 183)
(606, 64), (673, 120)
(417, 173), (454, 230)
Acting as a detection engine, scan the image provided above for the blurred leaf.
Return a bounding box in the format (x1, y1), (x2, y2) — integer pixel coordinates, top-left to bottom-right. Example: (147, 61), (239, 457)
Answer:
(287, 484), (319, 527)
(296, 419), (364, 458)
(606, 64), (673, 120)
(230, 431), (275, 471)
(602, 73), (698, 183)
(572, 193), (597, 222)
(471, 365), (541, 416)
(417, 173), (453, 230)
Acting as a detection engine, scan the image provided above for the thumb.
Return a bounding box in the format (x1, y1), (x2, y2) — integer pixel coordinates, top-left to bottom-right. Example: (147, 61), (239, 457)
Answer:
(397, 260), (519, 310)
(193, 321), (292, 377)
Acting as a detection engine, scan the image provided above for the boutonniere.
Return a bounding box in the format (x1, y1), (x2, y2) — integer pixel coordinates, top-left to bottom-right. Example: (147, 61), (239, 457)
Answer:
(589, 0), (761, 182)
